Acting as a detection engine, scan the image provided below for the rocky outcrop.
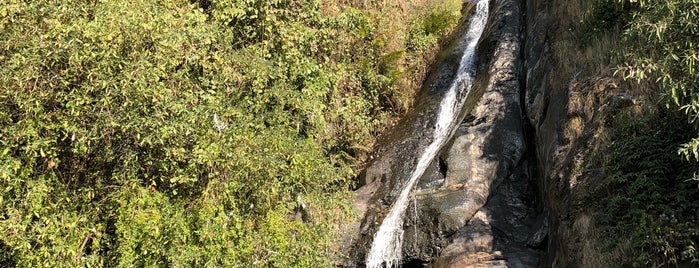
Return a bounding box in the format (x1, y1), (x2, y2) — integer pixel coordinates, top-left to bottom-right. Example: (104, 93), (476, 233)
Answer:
(523, 0), (630, 266)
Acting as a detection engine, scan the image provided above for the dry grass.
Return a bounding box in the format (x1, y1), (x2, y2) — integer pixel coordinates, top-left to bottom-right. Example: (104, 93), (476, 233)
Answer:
(551, 0), (628, 171)
(575, 214), (612, 267)
(547, 0), (624, 92)
(550, 0), (665, 100)
(575, 213), (636, 268)
(550, 32), (620, 92)
(564, 116), (585, 144)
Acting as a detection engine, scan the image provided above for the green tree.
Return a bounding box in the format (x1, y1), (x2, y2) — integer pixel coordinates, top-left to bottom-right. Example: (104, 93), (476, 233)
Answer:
(615, 0), (699, 162)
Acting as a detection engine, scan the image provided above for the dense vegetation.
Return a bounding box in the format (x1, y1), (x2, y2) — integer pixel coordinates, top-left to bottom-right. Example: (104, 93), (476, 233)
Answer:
(0, 0), (463, 266)
(596, 108), (699, 267)
(616, 0), (699, 163)
(578, 0), (699, 266)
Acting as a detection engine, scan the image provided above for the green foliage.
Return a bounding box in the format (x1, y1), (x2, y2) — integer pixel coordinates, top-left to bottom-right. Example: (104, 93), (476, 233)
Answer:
(0, 0), (462, 266)
(576, 0), (633, 47)
(595, 108), (699, 267)
(613, 0), (699, 162)
(407, 3), (462, 53)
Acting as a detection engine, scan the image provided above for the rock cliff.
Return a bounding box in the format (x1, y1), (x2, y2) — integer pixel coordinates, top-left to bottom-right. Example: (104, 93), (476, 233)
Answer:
(345, 0), (633, 266)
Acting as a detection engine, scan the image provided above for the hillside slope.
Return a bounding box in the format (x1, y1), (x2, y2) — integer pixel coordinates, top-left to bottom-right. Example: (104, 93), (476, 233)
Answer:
(0, 0), (465, 266)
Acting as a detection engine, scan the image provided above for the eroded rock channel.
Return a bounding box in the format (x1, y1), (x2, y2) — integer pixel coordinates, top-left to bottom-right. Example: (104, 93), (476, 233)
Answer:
(342, 0), (546, 267)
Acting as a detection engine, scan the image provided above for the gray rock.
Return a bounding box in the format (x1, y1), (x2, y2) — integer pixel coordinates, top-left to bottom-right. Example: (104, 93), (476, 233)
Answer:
(433, 1), (544, 267)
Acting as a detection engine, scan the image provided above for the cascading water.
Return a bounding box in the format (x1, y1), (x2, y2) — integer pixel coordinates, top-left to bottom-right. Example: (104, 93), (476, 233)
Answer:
(365, 1), (490, 267)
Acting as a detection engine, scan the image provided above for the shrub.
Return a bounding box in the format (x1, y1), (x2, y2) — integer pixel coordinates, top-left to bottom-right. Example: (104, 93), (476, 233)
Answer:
(595, 108), (699, 267)
(614, 0), (699, 164)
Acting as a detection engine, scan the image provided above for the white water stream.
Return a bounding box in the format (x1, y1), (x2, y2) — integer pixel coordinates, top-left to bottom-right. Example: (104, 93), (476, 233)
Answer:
(365, 1), (490, 267)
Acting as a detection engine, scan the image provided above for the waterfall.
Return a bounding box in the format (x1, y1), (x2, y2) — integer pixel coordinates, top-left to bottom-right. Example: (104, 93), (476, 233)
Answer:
(365, 1), (490, 267)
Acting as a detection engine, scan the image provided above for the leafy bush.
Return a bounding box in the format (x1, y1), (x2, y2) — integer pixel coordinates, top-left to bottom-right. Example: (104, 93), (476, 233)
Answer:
(0, 0), (463, 266)
(407, 3), (462, 53)
(595, 108), (699, 267)
(614, 0), (699, 163)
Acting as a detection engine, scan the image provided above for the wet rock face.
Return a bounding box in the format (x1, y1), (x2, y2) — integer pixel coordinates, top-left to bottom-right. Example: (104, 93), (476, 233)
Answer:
(432, 0), (544, 267)
(345, 0), (545, 266)
(431, 0), (528, 232)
